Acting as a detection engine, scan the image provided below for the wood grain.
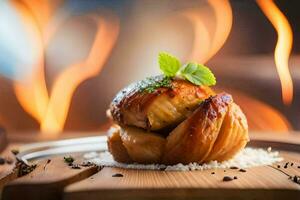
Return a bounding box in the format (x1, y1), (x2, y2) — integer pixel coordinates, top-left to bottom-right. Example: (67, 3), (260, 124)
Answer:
(63, 152), (300, 200)
(0, 144), (18, 189)
(2, 155), (99, 200)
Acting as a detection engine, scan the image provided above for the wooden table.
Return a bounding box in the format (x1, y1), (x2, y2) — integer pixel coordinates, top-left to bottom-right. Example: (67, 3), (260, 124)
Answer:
(0, 132), (300, 200)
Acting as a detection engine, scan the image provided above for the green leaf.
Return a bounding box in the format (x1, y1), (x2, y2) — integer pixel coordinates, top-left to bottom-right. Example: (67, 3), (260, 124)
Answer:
(64, 156), (74, 164)
(180, 63), (216, 86)
(139, 76), (172, 93)
(158, 52), (181, 77)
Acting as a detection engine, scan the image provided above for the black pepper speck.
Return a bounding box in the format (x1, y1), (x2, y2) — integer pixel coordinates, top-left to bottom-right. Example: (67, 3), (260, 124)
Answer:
(230, 166), (239, 169)
(223, 176), (233, 182)
(112, 173), (123, 177)
(284, 162), (289, 169)
(0, 157), (5, 165)
(159, 167), (167, 171)
(292, 176), (300, 184)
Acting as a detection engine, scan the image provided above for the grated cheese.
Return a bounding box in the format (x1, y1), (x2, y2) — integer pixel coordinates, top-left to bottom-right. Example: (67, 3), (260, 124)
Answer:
(83, 147), (282, 171)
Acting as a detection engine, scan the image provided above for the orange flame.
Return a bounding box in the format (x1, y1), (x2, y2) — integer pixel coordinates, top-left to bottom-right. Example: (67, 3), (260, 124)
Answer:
(41, 15), (119, 132)
(12, 0), (49, 123)
(182, 0), (232, 63)
(12, 1), (120, 134)
(257, 0), (293, 105)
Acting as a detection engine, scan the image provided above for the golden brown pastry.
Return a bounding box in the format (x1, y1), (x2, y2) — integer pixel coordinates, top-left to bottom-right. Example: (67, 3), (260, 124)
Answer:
(107, 125), (132, 163)
(163, 93), (249, 164)
(108, 52), (249, 165)
(108, 92), (249, 165)
(120, 126), (166, 164)
(107, 125), (166, 164)
(110, 76), (214, 131)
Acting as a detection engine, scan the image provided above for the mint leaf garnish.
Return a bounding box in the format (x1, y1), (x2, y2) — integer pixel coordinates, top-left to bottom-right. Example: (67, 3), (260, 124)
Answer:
(154, 52), (217, 88)
(158, 52), (181, 77)
(179, 63), (216, 86)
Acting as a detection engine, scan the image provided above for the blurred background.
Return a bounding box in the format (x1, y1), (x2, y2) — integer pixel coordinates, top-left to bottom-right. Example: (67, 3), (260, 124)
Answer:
(0, 0), (299, 135)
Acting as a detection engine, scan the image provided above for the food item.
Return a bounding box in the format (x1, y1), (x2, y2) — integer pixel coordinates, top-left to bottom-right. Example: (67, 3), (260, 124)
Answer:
(107, 125), (132, 163)
(110, 76), (214, 131)
(120, 126), (165, 164)
(107, 52), (249, 165)
(163, 93), (248, 164)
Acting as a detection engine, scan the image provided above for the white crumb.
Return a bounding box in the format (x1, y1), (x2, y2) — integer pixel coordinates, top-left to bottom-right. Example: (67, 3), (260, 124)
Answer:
(83, 151), (99, 159)
(83, 147), (283, 171)
(267, 146), (272, 152)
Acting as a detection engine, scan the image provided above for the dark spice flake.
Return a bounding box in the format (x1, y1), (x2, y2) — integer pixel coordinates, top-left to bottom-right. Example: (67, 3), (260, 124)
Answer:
(239, 169), (247, 172)
(43, 159), (51, 170)
(211, 172), (215, 175)
(16, 159), (37, 177)
(269, 165), (300, 186)
(284, 162), (289, 169)
(223, 176), (234, 182)
(0, 157), (14, 165)
(159, 167), (167, 171)
(11, 149), (19, 155)
(233, 176), (238, 180)
(292, 176), (300, 185)
(0, 157), (5, 165)
(230, 166), (239, 169)
(112, 173), (124, 177)
(8, 151), (36, 177)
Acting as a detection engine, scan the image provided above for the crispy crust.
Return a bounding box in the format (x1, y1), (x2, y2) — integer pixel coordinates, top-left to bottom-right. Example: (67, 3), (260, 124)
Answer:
(162, 93), (232, 164)
(107, 125), (166, 164)
(110, 76), (214, 131)
(107, 125), (132, 163)
(120, 126), (166, 164)
(108, 93), (249, 165)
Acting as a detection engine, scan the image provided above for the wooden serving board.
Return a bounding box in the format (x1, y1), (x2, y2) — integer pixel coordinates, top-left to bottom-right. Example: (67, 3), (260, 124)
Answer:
(0, 133), (300, 200)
